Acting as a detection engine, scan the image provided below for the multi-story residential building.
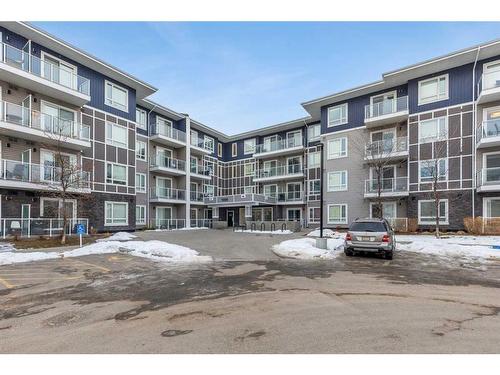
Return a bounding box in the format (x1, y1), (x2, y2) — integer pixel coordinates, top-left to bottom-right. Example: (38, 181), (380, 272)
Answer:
(0, 21), (499, 236)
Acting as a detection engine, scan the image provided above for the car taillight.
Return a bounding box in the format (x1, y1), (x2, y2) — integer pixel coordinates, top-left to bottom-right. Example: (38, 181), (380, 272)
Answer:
(345, 233), (352, 241)
(382, 234), (391, 243)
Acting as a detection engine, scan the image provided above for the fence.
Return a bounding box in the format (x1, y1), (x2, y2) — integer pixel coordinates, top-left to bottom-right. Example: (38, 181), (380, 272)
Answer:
(0, 218), (88, 239)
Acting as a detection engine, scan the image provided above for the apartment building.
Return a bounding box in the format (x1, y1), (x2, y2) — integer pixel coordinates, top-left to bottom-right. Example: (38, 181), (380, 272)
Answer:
(0, 21), (499, 236)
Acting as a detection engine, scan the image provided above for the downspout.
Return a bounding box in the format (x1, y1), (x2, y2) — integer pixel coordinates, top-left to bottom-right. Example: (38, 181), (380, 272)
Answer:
(472, 46), (481, 220)
(146, 104), (157, 227)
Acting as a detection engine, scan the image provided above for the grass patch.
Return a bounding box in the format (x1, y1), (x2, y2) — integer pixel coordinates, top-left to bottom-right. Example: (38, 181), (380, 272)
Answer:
(0, 234), (111, 250)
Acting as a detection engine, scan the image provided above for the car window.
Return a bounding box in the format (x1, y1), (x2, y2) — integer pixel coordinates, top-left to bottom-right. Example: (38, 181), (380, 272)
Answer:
(349, 222), (387, 232)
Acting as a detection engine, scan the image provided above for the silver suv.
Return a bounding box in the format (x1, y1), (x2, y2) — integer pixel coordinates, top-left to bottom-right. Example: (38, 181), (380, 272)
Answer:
(344, 218), (395, 260)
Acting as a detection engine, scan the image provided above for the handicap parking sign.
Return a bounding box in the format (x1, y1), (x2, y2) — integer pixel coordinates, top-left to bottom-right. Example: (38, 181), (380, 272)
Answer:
(75, 224), (85, 235)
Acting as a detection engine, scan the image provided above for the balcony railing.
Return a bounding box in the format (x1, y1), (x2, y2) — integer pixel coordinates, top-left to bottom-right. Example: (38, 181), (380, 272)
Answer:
(254, 136), (303, 154)
(150, 155), (186, 172)
(478, 71), (500, 95)
(365, 177), (408, 195)
(365, 136), (408, 158)
(150, 123), (186, 143)
(0, 100), (90, 141)
(1, 42), (90, 95)
(149, 219), (186, 230)
(477, 120), (500, 143)
(477, 167), (500, 186)
(265, 191), (304, 202)
(1, 218), (88, 239)
(205, 194), (276, 205)
(190, 163), (212, 176)
(190, 191), (205, 202)
(0, 159), (91, 189)
(190, 135), (213, 152)
(190, 219), (212, 228)
(255, 164), (303, 179)
(150, 187), (186, 201)
(365, 96), (408, 120)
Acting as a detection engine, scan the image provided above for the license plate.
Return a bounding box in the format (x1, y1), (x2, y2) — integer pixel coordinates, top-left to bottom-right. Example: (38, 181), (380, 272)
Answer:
(362, 236), (374, 241)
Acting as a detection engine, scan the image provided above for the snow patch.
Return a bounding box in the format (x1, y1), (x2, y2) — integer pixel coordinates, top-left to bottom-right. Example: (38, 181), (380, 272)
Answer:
(97, 232), (136, 242)
(234, 229), (293, 235)
(307, 228), (344, 239)
(146, 227), (209, 232)
(272, 238), (344, 260)
(0, 243), (16, 253)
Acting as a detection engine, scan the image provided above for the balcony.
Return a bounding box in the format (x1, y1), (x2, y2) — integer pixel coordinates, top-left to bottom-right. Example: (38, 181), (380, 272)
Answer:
(274, 191), (305, 204)
(190, 191), (206, 204)
(0, 159), (91, 192)
(477, 120), (500, 149)
(364, 136), (408, 161)
(150, 123), (186, 148)
(149, 155), (186, 176)
(477, 167), (500, 192)
(253, 164), (304, 182)
(254, 136), (304, 158)
(364, 177), (409, 198)
(0, 42), (90, 106)
(150, 187), (186, 203)
(190, 164), (212, 180)
(190, 135), (213, 155)
(364, 96), (408, 127)
(204, 193), (276, 206)
(0, 100), (91, 150)
(477, 71), (500, 105)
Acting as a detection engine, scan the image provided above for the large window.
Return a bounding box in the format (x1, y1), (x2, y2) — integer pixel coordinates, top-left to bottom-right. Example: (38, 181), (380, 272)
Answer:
(327, 137), (347, 159)
(244, 138), (256, 154)
(328, 171), (348, 191)
(419, 117), (447, 143)
(135, 173), (146, 193)
(328, 103), (348, 127)
(308, 151), (320, 168)
(136, 108), (147, 130)
(418, 199), (448, 225)
(308, 179), (320, 195)
(106, 162), (127, 185)
(308, 124), (321, 141)
(105, 201), (128, 226)
(218, 143), (223, 157)
(106, 122), (128, 148)
(136, 205), (146, 225)
(418, 74), (448, 105)
(308, 207), (320, 223)
(328, 204), (348, 224)
(204, 135), (214, 152)
(232, 143), (238, 157)
(105, 80), (128, 112)
(419, 159), (447, 182)
(204, 184), (214, 197)
(136, 140), (146, 160)
(244, 163), (254, 176)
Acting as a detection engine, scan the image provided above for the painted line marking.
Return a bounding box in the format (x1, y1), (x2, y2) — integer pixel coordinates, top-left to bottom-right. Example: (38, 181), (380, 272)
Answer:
(108, 255), (132, 262)
(69, 259), (111, 272)
(0, 276), (15, 289)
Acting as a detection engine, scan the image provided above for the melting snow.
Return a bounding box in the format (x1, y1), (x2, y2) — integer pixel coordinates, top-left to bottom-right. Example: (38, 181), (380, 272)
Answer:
(97, 232), (136, 242)
(234, 229), (293, 235)
(272, 238), (344, 259)
(306, 229), (344, 238)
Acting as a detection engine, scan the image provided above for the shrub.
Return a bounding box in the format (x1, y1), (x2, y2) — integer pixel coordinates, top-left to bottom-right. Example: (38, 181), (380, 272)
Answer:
(407, 218), (418, 233)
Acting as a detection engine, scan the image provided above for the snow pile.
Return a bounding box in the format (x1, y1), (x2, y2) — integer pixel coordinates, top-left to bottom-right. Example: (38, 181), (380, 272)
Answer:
(0, 243), (16, 253)
(0, 240), (211, 266)
(307, 228), (344, 238)
(234, 229), (293, 235)
(396, 235), (500, 260)
(272, 238), (344, 260)
(97, 231), (136, 242)
(146, 227), (209, 232)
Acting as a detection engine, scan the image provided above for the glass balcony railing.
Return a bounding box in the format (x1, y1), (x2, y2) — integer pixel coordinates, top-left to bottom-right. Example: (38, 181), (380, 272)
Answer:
(150, 187), (186, 200)
(365, 136), (408, 158)
(0, 100), (90, 141)
(477, 167), (500, 186)
(477, 120), (500, 143)
(478, 71), (500, 95)
(190, 135), (213, 152)
(1, 42), (90, 95)
(365, 96), (408, 120)
(265, 191), (304, 202)
(0, 159), (91, 188)
(190, 191), (205, 202)
(150, 123), (186, 143)
(255, 164), (303, 179)
(365, 177), (408, 195)
(150, 155), (186, 171)
(190, 163), (212, 176)
(254, 136), (303, 154)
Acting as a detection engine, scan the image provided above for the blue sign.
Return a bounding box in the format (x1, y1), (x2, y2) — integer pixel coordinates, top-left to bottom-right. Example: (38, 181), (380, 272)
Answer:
(75, 224), (85, 235)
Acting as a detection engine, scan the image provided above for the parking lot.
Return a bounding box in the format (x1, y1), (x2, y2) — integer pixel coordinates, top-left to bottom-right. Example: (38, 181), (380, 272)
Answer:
(1, 229), (500, 353)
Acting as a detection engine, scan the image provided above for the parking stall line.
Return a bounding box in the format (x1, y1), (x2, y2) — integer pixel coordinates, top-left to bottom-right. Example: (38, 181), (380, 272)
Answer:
(0, 276), (15, 289)
(69, 259), (111, 272)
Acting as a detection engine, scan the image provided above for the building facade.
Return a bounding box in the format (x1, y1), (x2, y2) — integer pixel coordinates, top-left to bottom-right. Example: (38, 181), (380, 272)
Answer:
(0, 22), (499, 236)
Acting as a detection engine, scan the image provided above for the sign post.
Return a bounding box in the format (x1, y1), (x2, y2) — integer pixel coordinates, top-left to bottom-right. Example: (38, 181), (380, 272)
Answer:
(75, 224), (85, 248)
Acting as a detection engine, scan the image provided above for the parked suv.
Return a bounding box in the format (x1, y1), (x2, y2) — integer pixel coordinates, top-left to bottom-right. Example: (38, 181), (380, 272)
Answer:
(344, 218), (395, 260)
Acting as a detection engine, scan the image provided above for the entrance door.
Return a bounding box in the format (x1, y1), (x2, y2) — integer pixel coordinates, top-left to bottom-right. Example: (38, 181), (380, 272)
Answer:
(21, 204), (30, 237)
(157, 147), (173, 168)
(156, 178), (172, 198)
(156, 207), (172, 228)
(287, 156), (301, 174)
(227, 210), (234, 227)
(21, 149), (31, 181)
(484, 106), (500, 138)
(21, 95), (31, 127)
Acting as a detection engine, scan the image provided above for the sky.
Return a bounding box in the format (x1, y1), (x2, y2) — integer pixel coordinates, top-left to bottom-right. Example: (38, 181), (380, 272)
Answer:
(35, 22), (500, 135)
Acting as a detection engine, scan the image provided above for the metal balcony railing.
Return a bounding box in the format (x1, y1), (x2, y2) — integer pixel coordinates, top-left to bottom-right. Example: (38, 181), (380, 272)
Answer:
(255, 164), (303, 179)
(150, 155), (186, 171)
(255, 136), (303, 154)
(477, 167), (500, 186)
(150, 187), (186, 200)
(266, 191), (304, 202)
(190, 191), (205, 202)
(190, 163), (212, 176)
(0, 100), (90, 141)
(365, 177), (408, 194)
(1, 217), (89, 239)
(477, 70), (500, 96)
(365, 136), (408, 158)
(365, 96), (408, 120)
(150, 122), (186, 143)
(149, 219), (186, 230)
(190, 135), (213, 152)
(477, 120), (500, 143)
(204, 193), (277, 205)
(1, 42), (90, 95)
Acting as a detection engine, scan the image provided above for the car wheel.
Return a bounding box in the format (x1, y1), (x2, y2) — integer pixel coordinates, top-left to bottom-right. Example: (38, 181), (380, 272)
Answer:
(384, 251), (393, 260)
(344, 249), (354, 257)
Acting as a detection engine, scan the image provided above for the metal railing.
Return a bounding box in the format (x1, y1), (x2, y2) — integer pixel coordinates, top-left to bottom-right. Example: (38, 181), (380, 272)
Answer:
(150, 123), (186, 143)
(150, 155), (186, 171)
(365, 96), (408, 119)
(1, 217), (88, 239)
(255, 164), (303, 179)
(386, 218), (409, 233)
(1, 42), (90, 95)
(190, 163), (212, 176)
(477, 120), (500, 143)
(275, 191), (304, 202)
(477, 71), (500, 96)
(204, 193), (277, 205)
(149, 219), (186, 230)
(190, 134), (213, 152)
(477, 167), (500, 186)
(365, 136), (408, 158)
(150, 187), (186, 200)
(365, 177), (408, 194)
(0, 159), (91, 188)
(190, 191), (205, 202)
(255, 136), (303, 154)
(0, 100), (90, 141)
(190, 219), (212, 228)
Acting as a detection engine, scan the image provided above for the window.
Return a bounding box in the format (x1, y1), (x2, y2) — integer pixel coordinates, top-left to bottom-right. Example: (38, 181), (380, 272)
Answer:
(287, 209), (301, 221)
(484, 197), (500, 219)
(204, 135), (214, 152)
(105, 201), (128, 226)
(419, 117), (447, 143)
(419, 159), (447, 182)
(136, 205), (146, 225)
(308, 179), (320, 195)
(244, 186), (254, 194)
(308, 207), (320, 223)
(204, 160), (215, 175)
(328, 204), (348, 224)
(328, 103), (348, 127)
(135, 173), (146, 193)
(244, 138), (256, 154)
(232, 143), (237, 157)
(105, 81), (128, 111)
(136, 108), (147, 130)
(244, 163), (254, 176)
(418, 74), (448, 105)
(308, 151), (320, 168)
(327, 137), (347, 159)
(308, 124), (321, 141)
(41, 101), (76, 137)
(40, 198), (76, 219)
(418, 199), (448, 225)
(190, 129), (199, 146)
(287, 130), (302, 147)
(106, 163), (127, 185)
(106, 122), (128, 148)
(204, 184), (214, 197)
(264, 184), (277, 197)
(328, 171), (348, 191)
(218, 143), (223, 157)
(136, 140), (146, 160)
